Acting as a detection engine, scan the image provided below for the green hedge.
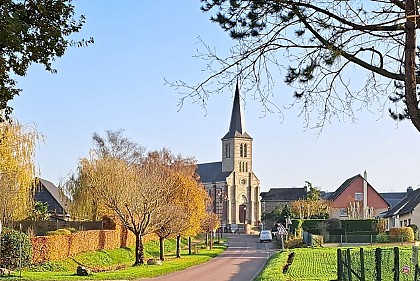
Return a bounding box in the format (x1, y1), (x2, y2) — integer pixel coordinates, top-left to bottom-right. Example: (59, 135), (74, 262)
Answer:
(295, 219), (379, 233)
(341, 220), (378, 232)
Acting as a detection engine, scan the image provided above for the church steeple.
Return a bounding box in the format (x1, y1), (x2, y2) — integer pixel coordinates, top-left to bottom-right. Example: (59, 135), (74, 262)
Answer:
(223, 82), (251, 140)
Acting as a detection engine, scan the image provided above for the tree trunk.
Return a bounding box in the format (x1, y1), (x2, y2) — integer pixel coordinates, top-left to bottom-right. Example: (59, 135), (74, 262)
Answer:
(176, 235), (181, 258)
(405, 0), (420, 132)
(159, 236), (165, 261)
(210, 231), (213, 250)
(134, 233), (145, 265)
(188, 237), (192, 255)
(205, 232), (208, 247)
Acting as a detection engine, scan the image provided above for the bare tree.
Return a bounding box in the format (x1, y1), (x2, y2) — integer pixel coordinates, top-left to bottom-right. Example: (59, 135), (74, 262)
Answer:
(169, 0), (420, 132)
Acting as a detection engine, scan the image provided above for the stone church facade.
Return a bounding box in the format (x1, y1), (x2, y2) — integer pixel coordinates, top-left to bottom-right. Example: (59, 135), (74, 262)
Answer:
(197, 83), (261, 228)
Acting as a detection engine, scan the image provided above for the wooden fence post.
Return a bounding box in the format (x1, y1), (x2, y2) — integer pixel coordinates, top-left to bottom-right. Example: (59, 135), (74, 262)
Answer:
(375, 248), (382, 281)
(347, 248), (352, 281)
(393, 247), (399, 281)
(337, 249), (343, 281)
(360, 248), (365, 281)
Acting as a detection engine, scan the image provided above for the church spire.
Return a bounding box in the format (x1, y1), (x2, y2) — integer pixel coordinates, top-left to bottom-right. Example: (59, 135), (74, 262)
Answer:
(223, 81), (251, 139)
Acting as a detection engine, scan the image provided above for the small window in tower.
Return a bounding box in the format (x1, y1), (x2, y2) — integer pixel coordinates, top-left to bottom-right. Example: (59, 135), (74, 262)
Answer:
(245, 162), (248, 172)
(225, 143), (228, 158)
(239, 162), (242, 172)
(244, 144), (247, 157)
(240, 143), (244, 157)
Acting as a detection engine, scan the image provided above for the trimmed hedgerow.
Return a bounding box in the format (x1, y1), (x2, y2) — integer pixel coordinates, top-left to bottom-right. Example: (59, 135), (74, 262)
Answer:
(389, 227), (415, 242)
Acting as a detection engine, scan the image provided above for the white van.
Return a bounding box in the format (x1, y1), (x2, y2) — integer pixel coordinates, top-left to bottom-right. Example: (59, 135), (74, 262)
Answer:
(259, 230), (272, 243)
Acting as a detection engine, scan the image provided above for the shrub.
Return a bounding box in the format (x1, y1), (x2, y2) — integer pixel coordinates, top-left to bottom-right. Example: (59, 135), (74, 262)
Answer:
(285, 238), (305, 249)
(409, 224), (419, 240)
(326, 218), (342, 230)
(1, 229), (32, 270)
(46, 229), (72, 236)
(389, 227), (415, 242)
(311, 235), (323, 246)
(376, 233), (390, 243)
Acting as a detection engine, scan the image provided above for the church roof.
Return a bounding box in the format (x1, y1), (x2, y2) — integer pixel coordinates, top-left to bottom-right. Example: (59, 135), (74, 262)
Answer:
(197, 162), (231, 183)
(222, 82), (252, 140)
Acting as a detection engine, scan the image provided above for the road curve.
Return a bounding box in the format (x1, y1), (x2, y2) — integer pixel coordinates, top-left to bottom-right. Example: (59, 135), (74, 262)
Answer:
(144, 233), (276, 281)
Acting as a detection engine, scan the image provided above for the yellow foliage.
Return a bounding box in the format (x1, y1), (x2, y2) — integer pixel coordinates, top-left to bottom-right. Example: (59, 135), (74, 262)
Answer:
(0, 120), (41, 225)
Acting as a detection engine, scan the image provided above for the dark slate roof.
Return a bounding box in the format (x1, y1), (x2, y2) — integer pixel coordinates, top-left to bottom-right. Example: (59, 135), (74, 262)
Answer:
(326, 175), (359, 200)
(34, 178), (70, 213)
(196, 162), (231, 183)
(380, 192), (408, 208)
(261, 187), (307, 202)
(222, 82), (252, 140)
(383, 188), (420, 218)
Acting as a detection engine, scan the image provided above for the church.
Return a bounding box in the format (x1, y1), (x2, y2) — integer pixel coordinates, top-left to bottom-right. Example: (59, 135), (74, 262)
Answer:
(197, 83), (261, 230)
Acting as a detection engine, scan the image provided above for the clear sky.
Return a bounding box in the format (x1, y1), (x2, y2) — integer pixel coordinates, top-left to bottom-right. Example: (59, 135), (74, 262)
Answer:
(9, 1), (420, 193)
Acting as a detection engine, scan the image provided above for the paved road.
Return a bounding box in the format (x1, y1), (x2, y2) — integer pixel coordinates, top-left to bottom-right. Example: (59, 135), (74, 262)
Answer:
(145, 233), (276, 281)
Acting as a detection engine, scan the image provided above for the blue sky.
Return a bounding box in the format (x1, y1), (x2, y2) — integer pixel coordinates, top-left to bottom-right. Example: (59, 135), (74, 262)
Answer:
(10, 1), (420, 193)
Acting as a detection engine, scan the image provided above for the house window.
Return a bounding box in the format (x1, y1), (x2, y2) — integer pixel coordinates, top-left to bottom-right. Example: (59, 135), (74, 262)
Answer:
(354, 192), (363, 201)
(409, 219), (412, 225)
(400, 221), (403, 227)
(340, 208), (348, 217)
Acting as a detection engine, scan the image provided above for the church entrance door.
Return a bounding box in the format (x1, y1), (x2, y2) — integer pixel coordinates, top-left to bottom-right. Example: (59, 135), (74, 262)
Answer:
(239, 204), (247, 223)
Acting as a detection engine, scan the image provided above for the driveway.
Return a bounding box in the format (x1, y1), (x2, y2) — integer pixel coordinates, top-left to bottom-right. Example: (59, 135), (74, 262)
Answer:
(145, 233), (277, 281)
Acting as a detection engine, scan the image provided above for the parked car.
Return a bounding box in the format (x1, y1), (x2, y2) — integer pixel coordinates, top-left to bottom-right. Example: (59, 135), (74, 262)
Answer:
(259, 230), (272, 243)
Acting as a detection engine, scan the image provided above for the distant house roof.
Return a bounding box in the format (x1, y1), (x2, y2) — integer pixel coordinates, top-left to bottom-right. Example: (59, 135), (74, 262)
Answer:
(34, 178), (69, 214)
(383, 188), (420, 218)
(261, 187), (307, 202)
(196, 162), (231, 183)
(326, 174), (389, 206)
(380, 192), (408, 208)
(326, 175), (359, 201)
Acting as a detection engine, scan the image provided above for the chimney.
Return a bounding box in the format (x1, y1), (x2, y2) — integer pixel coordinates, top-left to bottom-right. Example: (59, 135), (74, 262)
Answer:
(363, 170), (368, 218)
(407, 186), (414, 196)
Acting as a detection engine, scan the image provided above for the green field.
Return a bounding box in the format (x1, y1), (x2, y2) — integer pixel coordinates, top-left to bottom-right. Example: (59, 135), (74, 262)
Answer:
(256, 246), (415, 281)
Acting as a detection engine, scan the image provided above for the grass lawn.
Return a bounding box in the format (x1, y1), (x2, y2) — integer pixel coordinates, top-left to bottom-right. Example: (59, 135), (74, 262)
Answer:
(255, 246), (415, 281)
(1, 236), (226, 281)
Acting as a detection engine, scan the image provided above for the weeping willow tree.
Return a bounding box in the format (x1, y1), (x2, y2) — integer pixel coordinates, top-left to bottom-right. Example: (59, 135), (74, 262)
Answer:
(0, 120), (41, 226)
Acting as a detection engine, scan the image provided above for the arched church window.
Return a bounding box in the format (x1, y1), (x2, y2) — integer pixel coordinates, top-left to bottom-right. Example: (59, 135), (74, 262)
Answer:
(228, 143), (231, 158)
(245, 162), (248, 172)
(240, 143), (244, 157)
(244, 144), (248, 157)
(225, 143), (228, 158)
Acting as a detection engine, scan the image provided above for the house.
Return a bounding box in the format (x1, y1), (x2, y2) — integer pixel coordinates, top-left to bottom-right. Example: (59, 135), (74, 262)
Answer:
(33, 178), (69, 219)
(197, 83), (261, 227)
(260, 187), (307, 230)
(380, 186), (413, 208)
(260, 187), (307, 213)
(326, 171), (389, 219)
(383, 187), (420, 229)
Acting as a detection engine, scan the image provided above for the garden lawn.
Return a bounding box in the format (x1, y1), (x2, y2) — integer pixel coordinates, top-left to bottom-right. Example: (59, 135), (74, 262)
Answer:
(256, 246), (414, 281)
(2, 237), (226, 281)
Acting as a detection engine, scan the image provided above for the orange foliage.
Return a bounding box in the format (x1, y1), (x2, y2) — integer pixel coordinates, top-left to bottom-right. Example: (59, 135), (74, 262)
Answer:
(30, 225), (155, 264)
